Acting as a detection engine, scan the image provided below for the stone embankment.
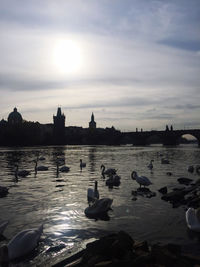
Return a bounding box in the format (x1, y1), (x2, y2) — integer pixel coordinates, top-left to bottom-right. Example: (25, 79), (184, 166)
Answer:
(52, 231), (200, 267)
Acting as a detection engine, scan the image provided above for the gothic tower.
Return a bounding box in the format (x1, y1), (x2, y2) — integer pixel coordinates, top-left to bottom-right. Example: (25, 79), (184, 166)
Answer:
(89, 112), (96, 129)
(53, 107), (65, 144)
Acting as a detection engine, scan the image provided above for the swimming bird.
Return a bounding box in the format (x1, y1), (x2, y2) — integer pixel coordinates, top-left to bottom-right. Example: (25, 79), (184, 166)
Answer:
(80, 159), (86, 168)
(15, 165), (30, 178)
(38, 156), (45, 161)
(56, 161), (70, 174)
(186, 207), (200, 232)
(84, 198), (113, 218)
(35, 160), (48, 172)
(161, 158), (169, 164)
(0, 186), (9, 198)
(0, 224), (43, 263)
(106, 174), (121, 187)
(101, 164), (117, 177)
(87, 181), (99, 202)
(0, 221), (8, 235)
(188, 165), (194, 173)
(147, 160), (154, 170)
(131, 171), (152, 188)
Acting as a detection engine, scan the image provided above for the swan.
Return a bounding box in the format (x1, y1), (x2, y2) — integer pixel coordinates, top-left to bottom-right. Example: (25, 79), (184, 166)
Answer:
(59, 166), (70, 172)
(0, 221), (8, 235)
(131, 171), (152, 188)
(35, 160), (48, 172)
(147, 160), (154, 170)
(38, 156), (45, 161)
(80, 159), (86, 168)
(188, 165), (194, 173)
(85, 198), (113, 218)
(101, 164), (117, 177)
(87, 181), (99, 202)
(56, 162), (70, 173)
(106, 174), (121, 187)
(161, 158), (169, 164)
(186, 208), (200, 232)
(0, 224), (43, 262)
(15, 165), (30, 178)
(0, 186), (9, 197)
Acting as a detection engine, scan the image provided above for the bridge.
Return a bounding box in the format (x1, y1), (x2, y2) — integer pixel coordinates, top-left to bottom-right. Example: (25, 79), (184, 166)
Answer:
(122, 129), (200, 146)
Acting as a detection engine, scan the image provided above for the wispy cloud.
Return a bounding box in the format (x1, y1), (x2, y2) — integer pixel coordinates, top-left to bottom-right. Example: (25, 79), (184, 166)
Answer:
(0, 0), (199, 130)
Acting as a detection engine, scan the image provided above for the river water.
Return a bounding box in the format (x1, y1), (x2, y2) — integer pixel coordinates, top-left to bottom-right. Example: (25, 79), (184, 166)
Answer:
(0, 144), (200, 266)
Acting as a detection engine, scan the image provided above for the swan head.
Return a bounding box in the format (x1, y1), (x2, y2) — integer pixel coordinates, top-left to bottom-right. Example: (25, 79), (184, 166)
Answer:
(131, 171), (137, 180)
(0, 245), (9, 264)
(101, 164), (105, 169)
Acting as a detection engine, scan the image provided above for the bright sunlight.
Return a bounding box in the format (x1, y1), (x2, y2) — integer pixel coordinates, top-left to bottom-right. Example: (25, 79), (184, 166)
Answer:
(52, 39), (83, 75)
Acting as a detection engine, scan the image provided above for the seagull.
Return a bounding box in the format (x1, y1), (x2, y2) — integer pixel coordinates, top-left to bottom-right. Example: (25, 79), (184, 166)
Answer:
(131, 171), (152, 188)
(101, 164), (117, 177)
(0, 224), (43, 263)
(87, 181), (99, 202)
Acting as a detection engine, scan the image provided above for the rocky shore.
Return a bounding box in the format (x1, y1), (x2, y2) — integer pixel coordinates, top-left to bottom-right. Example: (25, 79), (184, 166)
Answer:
(50, 231), (200, 267)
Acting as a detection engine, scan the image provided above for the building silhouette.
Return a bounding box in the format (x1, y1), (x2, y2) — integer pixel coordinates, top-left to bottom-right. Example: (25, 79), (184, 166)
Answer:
(53, 107), (65, 144)
(89, 112), (96, 129)
(8, 107), (23, 124)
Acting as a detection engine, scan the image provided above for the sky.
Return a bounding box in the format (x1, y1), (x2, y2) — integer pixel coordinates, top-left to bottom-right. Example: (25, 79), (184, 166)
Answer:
(0, 0), (200, 131)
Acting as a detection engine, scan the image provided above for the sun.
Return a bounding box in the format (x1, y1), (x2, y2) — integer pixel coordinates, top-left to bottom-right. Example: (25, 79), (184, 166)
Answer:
(52, 39), (83, 75)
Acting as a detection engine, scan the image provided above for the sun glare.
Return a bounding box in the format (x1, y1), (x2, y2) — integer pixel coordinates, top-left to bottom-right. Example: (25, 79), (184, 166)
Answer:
(53, 39), (83, 75)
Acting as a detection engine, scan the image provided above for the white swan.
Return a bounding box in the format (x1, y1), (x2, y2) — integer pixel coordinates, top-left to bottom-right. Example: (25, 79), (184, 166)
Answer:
(80, 159), (86, 168)
(106, 174), (121, 187)
(147, 160), (154, 170)
(85, 198), (113, 218)
(15, 165), (30, 178)
(0, 221), (8, 235)
(87, 181), (99, 202)
(131, 171), (152, 188)
(186, 208), (200, 232)
(0, 224), (43, 262)
(101, 164), (117, 177)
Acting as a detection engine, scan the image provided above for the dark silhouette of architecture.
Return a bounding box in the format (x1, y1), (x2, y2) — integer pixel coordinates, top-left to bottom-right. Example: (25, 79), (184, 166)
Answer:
(89, 113), (96, 129)
(53, 107), (65, 144)
(1, 107), (200, 146)
(8, 107), (23, 124)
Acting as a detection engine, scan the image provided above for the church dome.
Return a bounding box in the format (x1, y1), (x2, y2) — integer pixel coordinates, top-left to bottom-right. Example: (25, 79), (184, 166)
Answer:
(8, 107), (23, 124)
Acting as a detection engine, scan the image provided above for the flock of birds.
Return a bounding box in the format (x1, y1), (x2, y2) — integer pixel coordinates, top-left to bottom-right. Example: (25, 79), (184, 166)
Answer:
(1, 153), (200, 264)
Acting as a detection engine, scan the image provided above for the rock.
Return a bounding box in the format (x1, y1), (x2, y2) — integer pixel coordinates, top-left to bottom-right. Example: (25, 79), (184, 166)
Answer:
(158, 186), (168, 194)
(177, 177), (193, 185)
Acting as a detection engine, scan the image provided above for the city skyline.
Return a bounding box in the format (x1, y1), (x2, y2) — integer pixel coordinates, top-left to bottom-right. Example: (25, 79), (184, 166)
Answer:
(0, 0), (200, 131)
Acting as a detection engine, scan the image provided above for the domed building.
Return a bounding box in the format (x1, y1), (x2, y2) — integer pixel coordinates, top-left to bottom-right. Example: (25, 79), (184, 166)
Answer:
(8, 107), (23, 124)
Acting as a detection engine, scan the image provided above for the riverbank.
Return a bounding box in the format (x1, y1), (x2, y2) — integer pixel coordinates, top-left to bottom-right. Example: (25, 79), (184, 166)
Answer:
(47, 231), (200, 267)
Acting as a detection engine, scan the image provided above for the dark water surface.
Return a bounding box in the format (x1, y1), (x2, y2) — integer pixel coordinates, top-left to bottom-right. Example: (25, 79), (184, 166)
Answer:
(0, 144), (200, 266)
